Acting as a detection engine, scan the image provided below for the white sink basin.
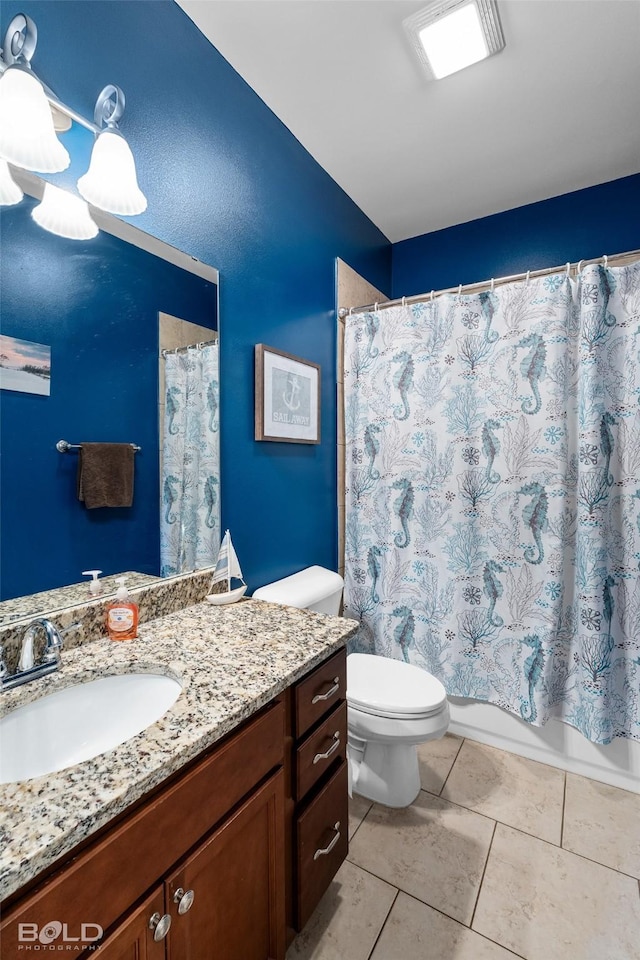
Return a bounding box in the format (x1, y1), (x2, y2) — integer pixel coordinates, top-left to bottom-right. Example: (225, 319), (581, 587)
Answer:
(0, 673), (182, 784)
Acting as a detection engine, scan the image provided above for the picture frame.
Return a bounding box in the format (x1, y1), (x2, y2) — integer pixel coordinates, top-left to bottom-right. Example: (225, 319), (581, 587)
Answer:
(255, 344), (321, 444)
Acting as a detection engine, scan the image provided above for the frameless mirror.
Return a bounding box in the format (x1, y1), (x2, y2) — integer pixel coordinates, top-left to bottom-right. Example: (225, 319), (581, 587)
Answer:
(0, 170), (220, 622)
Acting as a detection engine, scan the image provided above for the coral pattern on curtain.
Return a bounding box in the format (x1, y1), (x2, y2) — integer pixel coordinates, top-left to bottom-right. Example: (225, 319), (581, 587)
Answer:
(161, 342), (220, 576)
(344, 263), (640, 744)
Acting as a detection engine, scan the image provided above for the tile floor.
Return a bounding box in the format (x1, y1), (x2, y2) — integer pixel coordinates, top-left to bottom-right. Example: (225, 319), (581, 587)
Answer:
(287, 735), (640, 960)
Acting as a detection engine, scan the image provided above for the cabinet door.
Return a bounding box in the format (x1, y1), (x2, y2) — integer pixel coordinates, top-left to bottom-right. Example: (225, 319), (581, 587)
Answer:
(81, 888), (167, 960)
(165, 769), (285, 960)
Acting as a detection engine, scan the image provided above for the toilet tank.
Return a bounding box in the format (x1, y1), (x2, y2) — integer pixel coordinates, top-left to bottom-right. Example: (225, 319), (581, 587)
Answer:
(252, 566), (344, 616)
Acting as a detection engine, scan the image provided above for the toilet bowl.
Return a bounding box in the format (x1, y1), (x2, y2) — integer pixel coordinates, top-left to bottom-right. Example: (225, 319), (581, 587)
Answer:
(347, 653), (449, 808)
(253, 567), (449, 808)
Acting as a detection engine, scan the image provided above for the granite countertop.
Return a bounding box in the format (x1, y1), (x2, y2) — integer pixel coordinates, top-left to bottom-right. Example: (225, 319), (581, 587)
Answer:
(0, 599), (357, 901)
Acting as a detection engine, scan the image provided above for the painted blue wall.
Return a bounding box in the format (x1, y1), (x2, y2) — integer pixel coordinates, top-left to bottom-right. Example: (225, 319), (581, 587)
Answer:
(392, 174), (640, 297)
(0, 1), (391, 598)
(1, 198), (217, 600)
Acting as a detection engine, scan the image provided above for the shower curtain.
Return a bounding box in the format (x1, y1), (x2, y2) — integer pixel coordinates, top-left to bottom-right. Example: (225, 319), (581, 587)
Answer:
(160, 342), (220, 576)
(344, 263), (640, 744)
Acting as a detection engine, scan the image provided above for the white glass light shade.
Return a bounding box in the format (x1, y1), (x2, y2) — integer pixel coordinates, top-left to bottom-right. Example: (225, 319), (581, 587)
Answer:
(31, 183), (98, 240)
(77, 129), (147, 215)
(0, 159), (23, 205)
(0, 67), (70, 173)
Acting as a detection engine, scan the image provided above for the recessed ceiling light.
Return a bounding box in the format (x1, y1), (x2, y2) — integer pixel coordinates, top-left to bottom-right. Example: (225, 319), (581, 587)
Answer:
(404, 0), (505, 81)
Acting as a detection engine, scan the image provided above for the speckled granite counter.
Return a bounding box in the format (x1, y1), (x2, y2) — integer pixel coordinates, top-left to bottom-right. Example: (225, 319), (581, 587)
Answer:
(0, 599), (357, 900)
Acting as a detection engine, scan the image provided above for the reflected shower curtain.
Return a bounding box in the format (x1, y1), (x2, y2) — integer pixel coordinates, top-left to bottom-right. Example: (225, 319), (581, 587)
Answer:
(160, 342), (220, 576)
(344, 263), (640, 744)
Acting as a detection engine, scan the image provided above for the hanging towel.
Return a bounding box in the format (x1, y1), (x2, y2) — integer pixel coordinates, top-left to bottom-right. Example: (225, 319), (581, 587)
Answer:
(77, 443), (135, 509)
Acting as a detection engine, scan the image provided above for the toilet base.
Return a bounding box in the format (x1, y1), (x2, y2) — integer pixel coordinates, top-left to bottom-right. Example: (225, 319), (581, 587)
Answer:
(348, 737), (421, 808)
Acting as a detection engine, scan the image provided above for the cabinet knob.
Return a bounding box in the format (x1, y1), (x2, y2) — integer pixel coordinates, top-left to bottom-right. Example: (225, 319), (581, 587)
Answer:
(313, 822), (341, 861)
(173, 887), (195, 914)
(148, 912), (172, 941)
(311, 678), (340, 704)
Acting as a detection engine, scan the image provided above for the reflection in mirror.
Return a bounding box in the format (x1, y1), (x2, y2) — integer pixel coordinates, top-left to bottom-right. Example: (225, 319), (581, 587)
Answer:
(0, 170), (220, 615)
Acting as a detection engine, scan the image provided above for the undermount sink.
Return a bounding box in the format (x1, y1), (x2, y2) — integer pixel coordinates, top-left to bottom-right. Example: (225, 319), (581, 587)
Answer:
(0, 673), (182, 784)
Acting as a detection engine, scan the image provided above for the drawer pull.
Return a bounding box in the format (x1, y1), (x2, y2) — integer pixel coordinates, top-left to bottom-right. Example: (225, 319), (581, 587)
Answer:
(173, 887), (195, 914)
(311, 678), (340, 705)
(313, 822), (341, 861)
(149, 912), (172, 941)
(313, 731), (340, 765)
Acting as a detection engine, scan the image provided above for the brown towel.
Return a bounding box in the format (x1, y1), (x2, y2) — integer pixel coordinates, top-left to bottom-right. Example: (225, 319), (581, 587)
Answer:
(77, 443), (135, 509)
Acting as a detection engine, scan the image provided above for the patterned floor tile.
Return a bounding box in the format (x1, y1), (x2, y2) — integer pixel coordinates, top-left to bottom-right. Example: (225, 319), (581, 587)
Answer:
(562, 772), (640, 878)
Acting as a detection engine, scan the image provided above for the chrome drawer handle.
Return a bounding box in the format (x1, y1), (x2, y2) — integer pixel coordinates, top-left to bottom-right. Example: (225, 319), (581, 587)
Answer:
(311, 678), (340, 704)
(313, 822), (341, 860)
(313, 731), (340, 764)
(149, 912), (172, 941)
(173, 887), (195, 914)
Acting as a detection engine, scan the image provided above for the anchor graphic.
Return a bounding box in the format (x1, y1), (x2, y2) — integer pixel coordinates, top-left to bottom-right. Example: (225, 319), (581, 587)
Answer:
(283, 374), (301, 412)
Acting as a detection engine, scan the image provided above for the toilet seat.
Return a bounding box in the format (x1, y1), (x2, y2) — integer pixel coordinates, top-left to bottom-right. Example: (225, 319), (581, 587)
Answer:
(347, 653), (447, 720)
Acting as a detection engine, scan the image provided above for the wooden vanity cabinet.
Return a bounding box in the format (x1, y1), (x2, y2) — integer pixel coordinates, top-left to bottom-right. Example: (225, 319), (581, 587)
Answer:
(0, 646), (349, 960)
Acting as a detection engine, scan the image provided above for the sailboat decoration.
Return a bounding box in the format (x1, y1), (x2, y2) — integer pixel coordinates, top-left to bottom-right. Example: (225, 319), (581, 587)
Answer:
(206, 530), (248, 605)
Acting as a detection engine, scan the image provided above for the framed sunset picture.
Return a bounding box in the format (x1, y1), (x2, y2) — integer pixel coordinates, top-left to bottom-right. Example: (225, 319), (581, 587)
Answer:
(0, 335), (51, 396)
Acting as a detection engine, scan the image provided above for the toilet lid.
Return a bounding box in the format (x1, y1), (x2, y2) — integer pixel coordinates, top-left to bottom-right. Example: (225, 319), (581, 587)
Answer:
(347, 653), (447, 718)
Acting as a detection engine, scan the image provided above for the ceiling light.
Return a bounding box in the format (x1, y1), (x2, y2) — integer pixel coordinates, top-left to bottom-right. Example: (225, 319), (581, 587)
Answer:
(0, 159), (23, 205)
(31, 182), (99, 240)
(78, 85), (147, 215)
(404, 0), (505, 81)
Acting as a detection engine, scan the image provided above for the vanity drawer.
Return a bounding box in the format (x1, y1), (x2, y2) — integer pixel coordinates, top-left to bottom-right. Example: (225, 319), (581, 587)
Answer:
(295, 648), (346, 739)
(295, 760), (348, 929)
(295, 701), (347, 801)
(0, 701), (284, 960)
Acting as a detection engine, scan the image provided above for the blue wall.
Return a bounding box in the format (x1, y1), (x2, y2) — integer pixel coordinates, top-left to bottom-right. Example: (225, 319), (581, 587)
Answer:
(1, 198), (217, 600)
(0, 0), (391, 597)
(392, 174), (640, 297)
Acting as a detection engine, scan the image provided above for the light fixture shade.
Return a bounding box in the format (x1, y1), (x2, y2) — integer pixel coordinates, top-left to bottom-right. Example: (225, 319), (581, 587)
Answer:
(0, 159), (23, 205)
(31, 183), (98, 240)
(403, 0), (505, 81)
(0, 66), (70, 172)
(77, 129), (147, 215)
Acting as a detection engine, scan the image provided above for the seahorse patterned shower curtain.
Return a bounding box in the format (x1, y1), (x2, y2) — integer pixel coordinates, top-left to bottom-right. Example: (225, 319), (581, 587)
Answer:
(344, 263), (640, 744)
(160, 343), (220, 576)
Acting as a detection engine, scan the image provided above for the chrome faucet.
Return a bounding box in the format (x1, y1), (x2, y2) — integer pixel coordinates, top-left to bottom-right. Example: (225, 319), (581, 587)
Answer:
(1, 619), (79, 692)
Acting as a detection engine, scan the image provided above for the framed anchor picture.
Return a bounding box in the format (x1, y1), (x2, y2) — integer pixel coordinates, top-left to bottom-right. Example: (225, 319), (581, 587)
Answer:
(255, 344), (321, 444)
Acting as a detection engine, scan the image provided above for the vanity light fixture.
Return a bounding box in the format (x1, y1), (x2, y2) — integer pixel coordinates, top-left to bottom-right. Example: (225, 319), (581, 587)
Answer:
(31, 182), (99, 240)
(403, 0), (505, 80)
(0, 12), (147, 226)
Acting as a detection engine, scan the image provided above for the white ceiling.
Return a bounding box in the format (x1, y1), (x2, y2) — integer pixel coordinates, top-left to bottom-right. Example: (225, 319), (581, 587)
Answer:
(178, 0), (640, 243)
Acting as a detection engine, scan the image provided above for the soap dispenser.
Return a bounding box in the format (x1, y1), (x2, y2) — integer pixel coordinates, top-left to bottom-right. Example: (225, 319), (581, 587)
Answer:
(82, 569), (103, 597)
(106, 578), (139, 641)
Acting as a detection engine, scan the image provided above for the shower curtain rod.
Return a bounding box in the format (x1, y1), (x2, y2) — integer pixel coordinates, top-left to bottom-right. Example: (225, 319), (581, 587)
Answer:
(161, 336), (218, 358)
(338, 247), (640, 318)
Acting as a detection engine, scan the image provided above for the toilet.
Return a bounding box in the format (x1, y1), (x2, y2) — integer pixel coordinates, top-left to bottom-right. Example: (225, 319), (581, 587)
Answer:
(253, 566), (450, 808)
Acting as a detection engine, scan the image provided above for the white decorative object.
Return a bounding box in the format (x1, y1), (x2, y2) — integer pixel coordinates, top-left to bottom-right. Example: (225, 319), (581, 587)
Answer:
(206, 530), (247, 605)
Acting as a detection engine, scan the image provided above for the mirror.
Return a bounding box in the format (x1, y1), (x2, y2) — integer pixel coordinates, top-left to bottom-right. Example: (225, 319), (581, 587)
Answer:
(0, 171), (220, 617)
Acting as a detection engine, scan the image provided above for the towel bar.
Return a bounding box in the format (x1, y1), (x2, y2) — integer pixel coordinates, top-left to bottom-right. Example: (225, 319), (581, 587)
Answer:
(56, 440), (141, 453)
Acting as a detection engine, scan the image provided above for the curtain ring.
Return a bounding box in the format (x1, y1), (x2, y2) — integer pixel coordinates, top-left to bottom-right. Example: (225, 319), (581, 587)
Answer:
(490, 278), (495, 292)
(525, 270), (530, 286)
(458, 284), (462, 296)
(577, 260), (584, 275)
(374, 302), (379, 312)
(430, 290), (434, 302)
(402, 296), (406, 307)
(565, 262), (571, 277)
(603, 254), (608, 268)
(348, 307), (353, 315)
